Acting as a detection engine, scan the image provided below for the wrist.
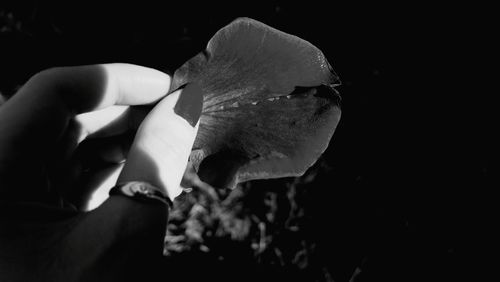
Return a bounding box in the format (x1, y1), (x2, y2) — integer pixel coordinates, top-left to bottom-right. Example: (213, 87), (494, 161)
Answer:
(109, 181), (173, 208)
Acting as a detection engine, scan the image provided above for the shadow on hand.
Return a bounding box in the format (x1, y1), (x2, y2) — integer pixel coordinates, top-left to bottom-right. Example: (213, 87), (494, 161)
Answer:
(58, 132), (135, 210)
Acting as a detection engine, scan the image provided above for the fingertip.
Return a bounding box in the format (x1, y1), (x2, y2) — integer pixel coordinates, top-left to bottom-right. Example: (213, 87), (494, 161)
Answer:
(160, 90), (182, 109)
(169, 186), (184, 200)
(102, 63), (171, 106)
(193, 120), (200, 134)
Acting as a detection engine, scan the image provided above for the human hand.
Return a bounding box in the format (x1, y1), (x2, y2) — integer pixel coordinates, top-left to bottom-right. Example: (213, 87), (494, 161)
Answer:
(0, 63), (202, 209)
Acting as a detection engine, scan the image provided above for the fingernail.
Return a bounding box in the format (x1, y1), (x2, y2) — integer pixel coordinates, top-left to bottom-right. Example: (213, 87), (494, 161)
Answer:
(174, 83), (203, 127)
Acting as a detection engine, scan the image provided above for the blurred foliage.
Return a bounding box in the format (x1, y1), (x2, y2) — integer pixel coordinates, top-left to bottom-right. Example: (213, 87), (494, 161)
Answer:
(164, 159), (337, 281)
(0, 10), (21, 34)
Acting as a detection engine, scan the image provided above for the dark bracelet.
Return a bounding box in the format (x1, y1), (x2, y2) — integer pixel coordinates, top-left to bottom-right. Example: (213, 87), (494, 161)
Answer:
(109, 182), (173, 208)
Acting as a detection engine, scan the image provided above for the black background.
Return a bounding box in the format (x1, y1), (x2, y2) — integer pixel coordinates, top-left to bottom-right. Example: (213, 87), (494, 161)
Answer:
(0, 1), (493, 281)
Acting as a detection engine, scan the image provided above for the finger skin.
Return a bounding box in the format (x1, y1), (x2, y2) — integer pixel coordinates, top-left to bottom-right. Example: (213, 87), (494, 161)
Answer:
(0, 64), (170, 196)
(0, 64), (170, 147)
(118, 87), (202, 200)
(53, 105), (150, 172)
(76, 105), (130, 142)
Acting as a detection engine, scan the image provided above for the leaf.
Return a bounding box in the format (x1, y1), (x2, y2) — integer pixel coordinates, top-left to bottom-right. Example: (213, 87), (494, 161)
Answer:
(170, 18), (341, 188)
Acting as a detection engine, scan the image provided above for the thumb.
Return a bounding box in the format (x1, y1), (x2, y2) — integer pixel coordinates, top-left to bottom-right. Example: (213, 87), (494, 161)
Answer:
(117, 83), (203, 200)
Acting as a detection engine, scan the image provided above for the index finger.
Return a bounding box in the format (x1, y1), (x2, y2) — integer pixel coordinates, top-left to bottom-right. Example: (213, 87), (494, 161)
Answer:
(30, 63), (171, 113)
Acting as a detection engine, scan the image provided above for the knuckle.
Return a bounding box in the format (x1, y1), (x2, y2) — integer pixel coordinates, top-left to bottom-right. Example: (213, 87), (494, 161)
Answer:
(27, 67), (65, 90)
